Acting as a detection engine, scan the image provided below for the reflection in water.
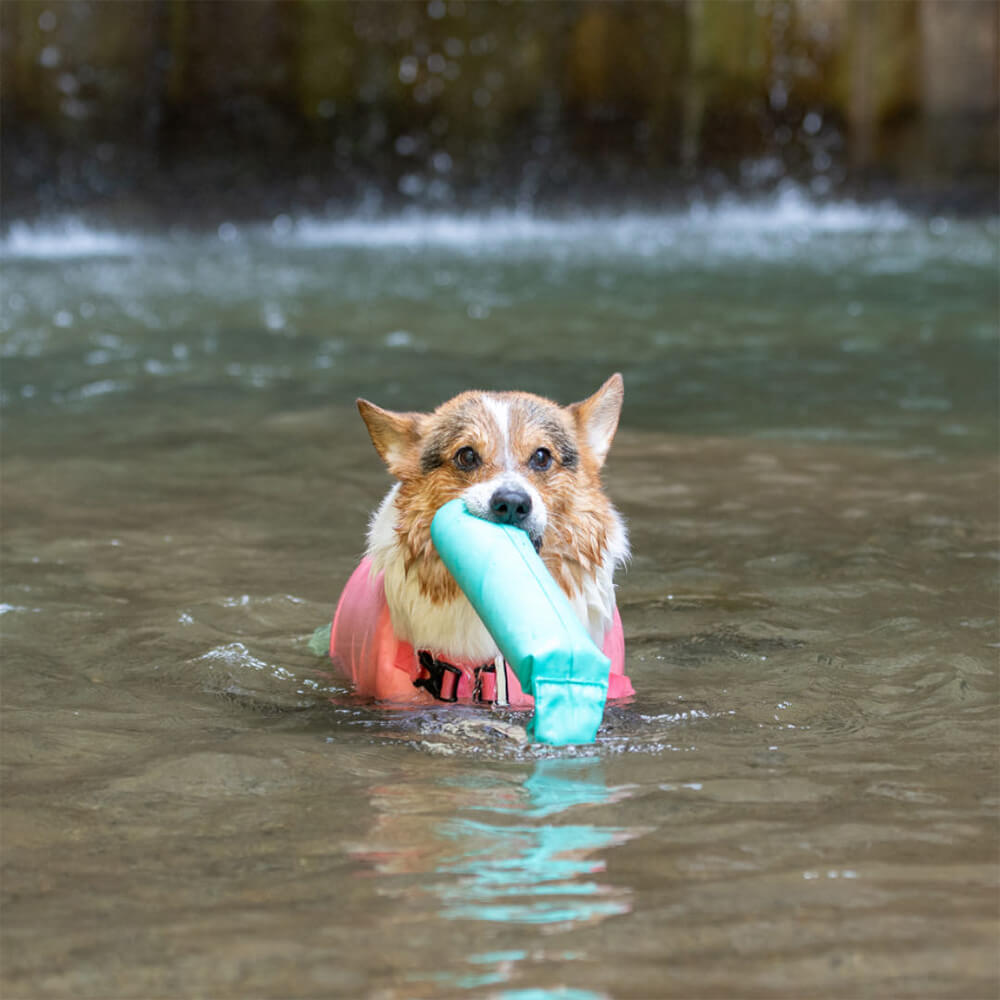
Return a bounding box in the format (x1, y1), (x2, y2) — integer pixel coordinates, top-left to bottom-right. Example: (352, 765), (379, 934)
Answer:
(435, 819), (631, 925)
(435, 758), (639, 925)
(353, 756), (642, 991)
(357, 758), (640, 923)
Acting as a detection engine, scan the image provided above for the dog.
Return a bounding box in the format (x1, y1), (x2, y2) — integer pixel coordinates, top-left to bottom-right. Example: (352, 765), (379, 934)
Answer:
(329, 374), (631, 704)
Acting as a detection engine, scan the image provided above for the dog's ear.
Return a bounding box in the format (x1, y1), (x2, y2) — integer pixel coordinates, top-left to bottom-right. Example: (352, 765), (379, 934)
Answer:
(568, 373), (624, 467)
(357, 399), (424, 476)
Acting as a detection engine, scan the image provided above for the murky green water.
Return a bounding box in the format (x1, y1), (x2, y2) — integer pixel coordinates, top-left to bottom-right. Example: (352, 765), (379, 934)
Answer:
(2, 199), (998, 998)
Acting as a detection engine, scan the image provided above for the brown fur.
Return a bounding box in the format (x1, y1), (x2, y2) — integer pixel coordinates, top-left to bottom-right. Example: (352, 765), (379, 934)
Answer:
(358, 375), (623, 606)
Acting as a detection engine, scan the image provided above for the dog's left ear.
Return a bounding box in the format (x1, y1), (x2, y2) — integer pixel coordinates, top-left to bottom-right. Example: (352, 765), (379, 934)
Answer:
(357, 399), (424, 477)
(568, 373), (624, 468)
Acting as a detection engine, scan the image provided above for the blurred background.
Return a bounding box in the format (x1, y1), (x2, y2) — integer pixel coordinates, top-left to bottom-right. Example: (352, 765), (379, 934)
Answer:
(2, 0), (998, 224)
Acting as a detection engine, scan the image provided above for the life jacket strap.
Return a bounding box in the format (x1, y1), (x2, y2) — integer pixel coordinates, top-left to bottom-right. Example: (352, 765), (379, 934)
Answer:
(472, 662), (494, 703)
(414, 651), (507, 704)
(473, 658), (511, 705)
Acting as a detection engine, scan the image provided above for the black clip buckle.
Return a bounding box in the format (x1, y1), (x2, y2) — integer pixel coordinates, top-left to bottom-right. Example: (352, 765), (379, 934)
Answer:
(415, 651), (462, 703)
(472, 663), (496, 703)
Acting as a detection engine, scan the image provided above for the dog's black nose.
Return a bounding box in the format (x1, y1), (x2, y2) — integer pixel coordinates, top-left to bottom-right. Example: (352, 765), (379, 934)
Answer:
(490, 487), (532, 526)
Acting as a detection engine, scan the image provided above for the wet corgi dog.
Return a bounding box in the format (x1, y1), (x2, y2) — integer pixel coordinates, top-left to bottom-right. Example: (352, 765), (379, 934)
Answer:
(328, 374), (630, 704)
(359, 374), (628, 664)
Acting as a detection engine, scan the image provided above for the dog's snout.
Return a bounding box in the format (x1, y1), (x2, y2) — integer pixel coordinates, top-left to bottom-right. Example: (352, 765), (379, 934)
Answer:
(489, 487), (532, 527)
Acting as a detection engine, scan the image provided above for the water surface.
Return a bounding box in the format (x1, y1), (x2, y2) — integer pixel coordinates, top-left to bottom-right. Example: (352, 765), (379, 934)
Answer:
(2, 197), (998, 998)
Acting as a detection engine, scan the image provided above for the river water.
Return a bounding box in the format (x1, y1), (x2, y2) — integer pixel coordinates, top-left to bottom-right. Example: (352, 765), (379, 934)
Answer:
(2, 193), (998, 998)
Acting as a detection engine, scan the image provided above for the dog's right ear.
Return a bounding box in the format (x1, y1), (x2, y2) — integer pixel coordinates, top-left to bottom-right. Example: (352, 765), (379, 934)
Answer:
(357, 399), (424, 477)
(568, 372), (624, 468)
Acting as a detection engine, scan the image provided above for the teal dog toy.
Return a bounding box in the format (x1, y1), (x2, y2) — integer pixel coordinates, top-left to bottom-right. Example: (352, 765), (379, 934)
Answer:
(430, 498), (611, 745)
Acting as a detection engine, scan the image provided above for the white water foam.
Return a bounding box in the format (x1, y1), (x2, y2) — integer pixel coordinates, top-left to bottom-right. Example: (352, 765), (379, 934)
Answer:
(0, 219), (141, 259)
(280, 188), (913, 255)
(3, 189), (989, 265)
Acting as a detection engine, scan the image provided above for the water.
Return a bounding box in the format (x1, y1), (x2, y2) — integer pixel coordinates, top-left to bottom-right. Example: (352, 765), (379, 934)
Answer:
(2, 195), (998, 998)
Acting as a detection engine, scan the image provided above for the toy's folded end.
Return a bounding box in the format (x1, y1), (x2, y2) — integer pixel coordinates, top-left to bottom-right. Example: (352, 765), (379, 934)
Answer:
(528, 678), (608, 745)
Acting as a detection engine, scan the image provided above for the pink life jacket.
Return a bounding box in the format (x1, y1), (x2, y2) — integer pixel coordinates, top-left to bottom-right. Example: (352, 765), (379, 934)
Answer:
(330, 556), (634, 705)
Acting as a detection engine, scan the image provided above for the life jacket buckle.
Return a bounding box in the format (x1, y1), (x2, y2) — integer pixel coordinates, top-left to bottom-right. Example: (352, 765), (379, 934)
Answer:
(414, 651), (462, 703)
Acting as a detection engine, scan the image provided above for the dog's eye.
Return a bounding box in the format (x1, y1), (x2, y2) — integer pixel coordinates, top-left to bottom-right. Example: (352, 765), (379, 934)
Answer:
(454, 446), (481, 471)
(529, 447), (553, 471)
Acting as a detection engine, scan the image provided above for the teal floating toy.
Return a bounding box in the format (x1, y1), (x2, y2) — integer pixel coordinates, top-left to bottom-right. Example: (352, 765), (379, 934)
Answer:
(430, 498), (611, 745)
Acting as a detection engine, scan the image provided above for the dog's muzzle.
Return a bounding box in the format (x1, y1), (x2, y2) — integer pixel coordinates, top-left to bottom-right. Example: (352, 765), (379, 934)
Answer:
(463, 477), (546, 552)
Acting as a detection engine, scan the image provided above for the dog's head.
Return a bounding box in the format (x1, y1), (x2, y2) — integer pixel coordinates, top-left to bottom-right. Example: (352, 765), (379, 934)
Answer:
(357, 374), (624, 598)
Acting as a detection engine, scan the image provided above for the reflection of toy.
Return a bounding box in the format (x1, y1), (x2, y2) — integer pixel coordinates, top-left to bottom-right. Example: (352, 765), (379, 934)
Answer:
(429, 499), (622, 744)
(350, 758), (638, 926)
